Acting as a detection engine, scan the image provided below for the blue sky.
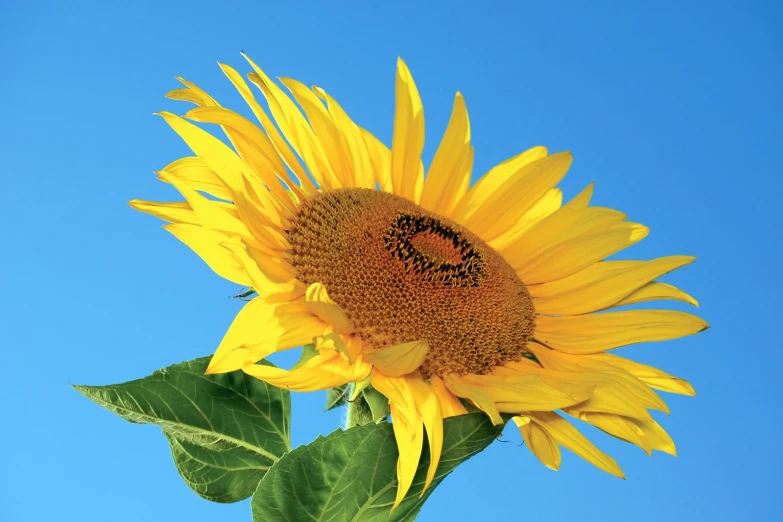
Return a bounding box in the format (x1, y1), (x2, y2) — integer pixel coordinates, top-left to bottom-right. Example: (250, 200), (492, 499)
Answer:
(1, 1), (780, 521)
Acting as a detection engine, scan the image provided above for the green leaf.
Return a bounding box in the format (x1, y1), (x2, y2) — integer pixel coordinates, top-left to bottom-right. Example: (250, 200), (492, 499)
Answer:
(164, 430), (273, 503)
(363, 386), (390, 422)
(325, 384), (349, 411)
(346, 391), (374, 428)
(251, 413), (503, 521)
(74, 357), (291, 503)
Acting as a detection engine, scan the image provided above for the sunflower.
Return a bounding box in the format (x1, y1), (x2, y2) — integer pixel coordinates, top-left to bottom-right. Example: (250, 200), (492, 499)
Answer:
(131, 54), (707, 509)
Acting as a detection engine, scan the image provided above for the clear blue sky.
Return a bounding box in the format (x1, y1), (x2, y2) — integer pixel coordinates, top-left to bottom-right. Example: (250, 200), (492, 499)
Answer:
(1, 1), (780, 521)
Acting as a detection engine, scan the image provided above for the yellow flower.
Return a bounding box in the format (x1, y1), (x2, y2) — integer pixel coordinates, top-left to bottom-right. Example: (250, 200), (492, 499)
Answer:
(132, 54), (707, 509)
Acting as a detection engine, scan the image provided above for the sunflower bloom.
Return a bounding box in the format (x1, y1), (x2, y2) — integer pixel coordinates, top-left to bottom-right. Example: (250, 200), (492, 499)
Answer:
(132, 55), (707, 508)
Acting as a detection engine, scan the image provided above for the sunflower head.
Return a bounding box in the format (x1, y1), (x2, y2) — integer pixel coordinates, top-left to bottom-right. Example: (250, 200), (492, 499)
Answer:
(288, 187), (536, 378)
(132, 54), (707, 510)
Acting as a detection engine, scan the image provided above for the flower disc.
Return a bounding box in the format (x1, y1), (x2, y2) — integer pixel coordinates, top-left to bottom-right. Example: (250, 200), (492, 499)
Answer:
(288, 188), (536, 378)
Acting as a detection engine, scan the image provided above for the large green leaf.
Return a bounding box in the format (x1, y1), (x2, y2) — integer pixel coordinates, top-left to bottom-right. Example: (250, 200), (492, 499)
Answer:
(74, 357), (290, 503)
(251, 413), (503, 521)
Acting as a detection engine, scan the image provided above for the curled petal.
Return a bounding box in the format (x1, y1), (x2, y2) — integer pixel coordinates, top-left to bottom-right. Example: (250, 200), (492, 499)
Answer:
(305, 282), (354, 334)
(206, 298), (328, 374)
(242, 349), (371, 392)
(442, 374), (503, 425)
(364, 340), (429, 377)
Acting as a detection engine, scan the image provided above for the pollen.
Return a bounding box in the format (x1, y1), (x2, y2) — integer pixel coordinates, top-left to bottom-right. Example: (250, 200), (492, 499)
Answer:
(287, 188), (536, 378)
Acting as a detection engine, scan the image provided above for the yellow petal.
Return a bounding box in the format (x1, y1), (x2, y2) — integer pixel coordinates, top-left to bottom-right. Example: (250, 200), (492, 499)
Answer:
(245, 240), (294, 276)
(495, 358), (598, 403)
(573, 412), (676, 456)
(129, 200), (198, 225)
(305, 282), (354, 334)
(514, 415), (562, 470)
(369, 371), (424, 509)
(230, 179), (292, 251)
(243, 55), (335, 191)
(280, 78), (352, 189)
(391, 58), (425, 202)
(163, 224), (250, 286)
(167, 77), (219, 106)
(419, 92), (472, 217)
(527, 411), (625, 478)
(313, 87), (377, 190)
(489, 188), (562, 251)
(242, 349), (371, 392)
(389, 401), (422, 510)
(220, 237), (305, 303)
(570, 412), (650, 455)
(497, 182), (598, 246)
(498, 182), (597, 265)
(442, 374), (503, 425)
(157, 156), (232, 201)
(637, 418), (677, 456)
(157, 171), (252, 240)
(428, 375), (468, 418)
(452, 145), (548, 222)
(592, 353), (697, 396)
(205, 298), (328, 374)
(157, 111), (247, 192)
(461, 152), (573, 243)
(563, 379), (654, 423)
(535, 310), (709, 354)
(614, 281), (699, 308)
(219, 63), (316, 195)
(166, 87), (207, 106)
(361, 127), (393, 193)
(456, 371), (592, 412)
(315, 332), (362, 364)
(524, 223), (650, 284)
(529, 256), (696, 315)
(527, 343), (669, 414)
(184, 106), (298, 208)
(408, 378), (444, 494)
(500, 183), (645, 283)
(364, 340), (429, 377)
(370, 368), (412, 408)
(167, 76), (299, 208)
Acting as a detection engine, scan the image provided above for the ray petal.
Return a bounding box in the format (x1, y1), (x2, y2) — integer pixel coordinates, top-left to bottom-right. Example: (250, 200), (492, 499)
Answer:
(391, 58), (425, 202)
(128, 200), (198, 225)
(529, 256), (696, 315)
(526, 411), (625, 478)
(242, 348), (371, 391)
(514, 415), (562, 470)
(205, 298), (328, 374)
(535, 310), (709, 354)
(370, 370), (425, 510)
(163, 224), (250, 285)
(419, 92), (472, 217)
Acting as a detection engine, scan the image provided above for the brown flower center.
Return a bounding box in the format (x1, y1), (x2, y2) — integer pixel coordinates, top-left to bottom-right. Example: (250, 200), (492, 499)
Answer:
(287, 188), (535, 378)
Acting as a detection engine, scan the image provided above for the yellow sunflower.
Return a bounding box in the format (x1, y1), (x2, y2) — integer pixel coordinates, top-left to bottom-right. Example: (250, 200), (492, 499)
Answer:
(131, 54), (708, 509)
